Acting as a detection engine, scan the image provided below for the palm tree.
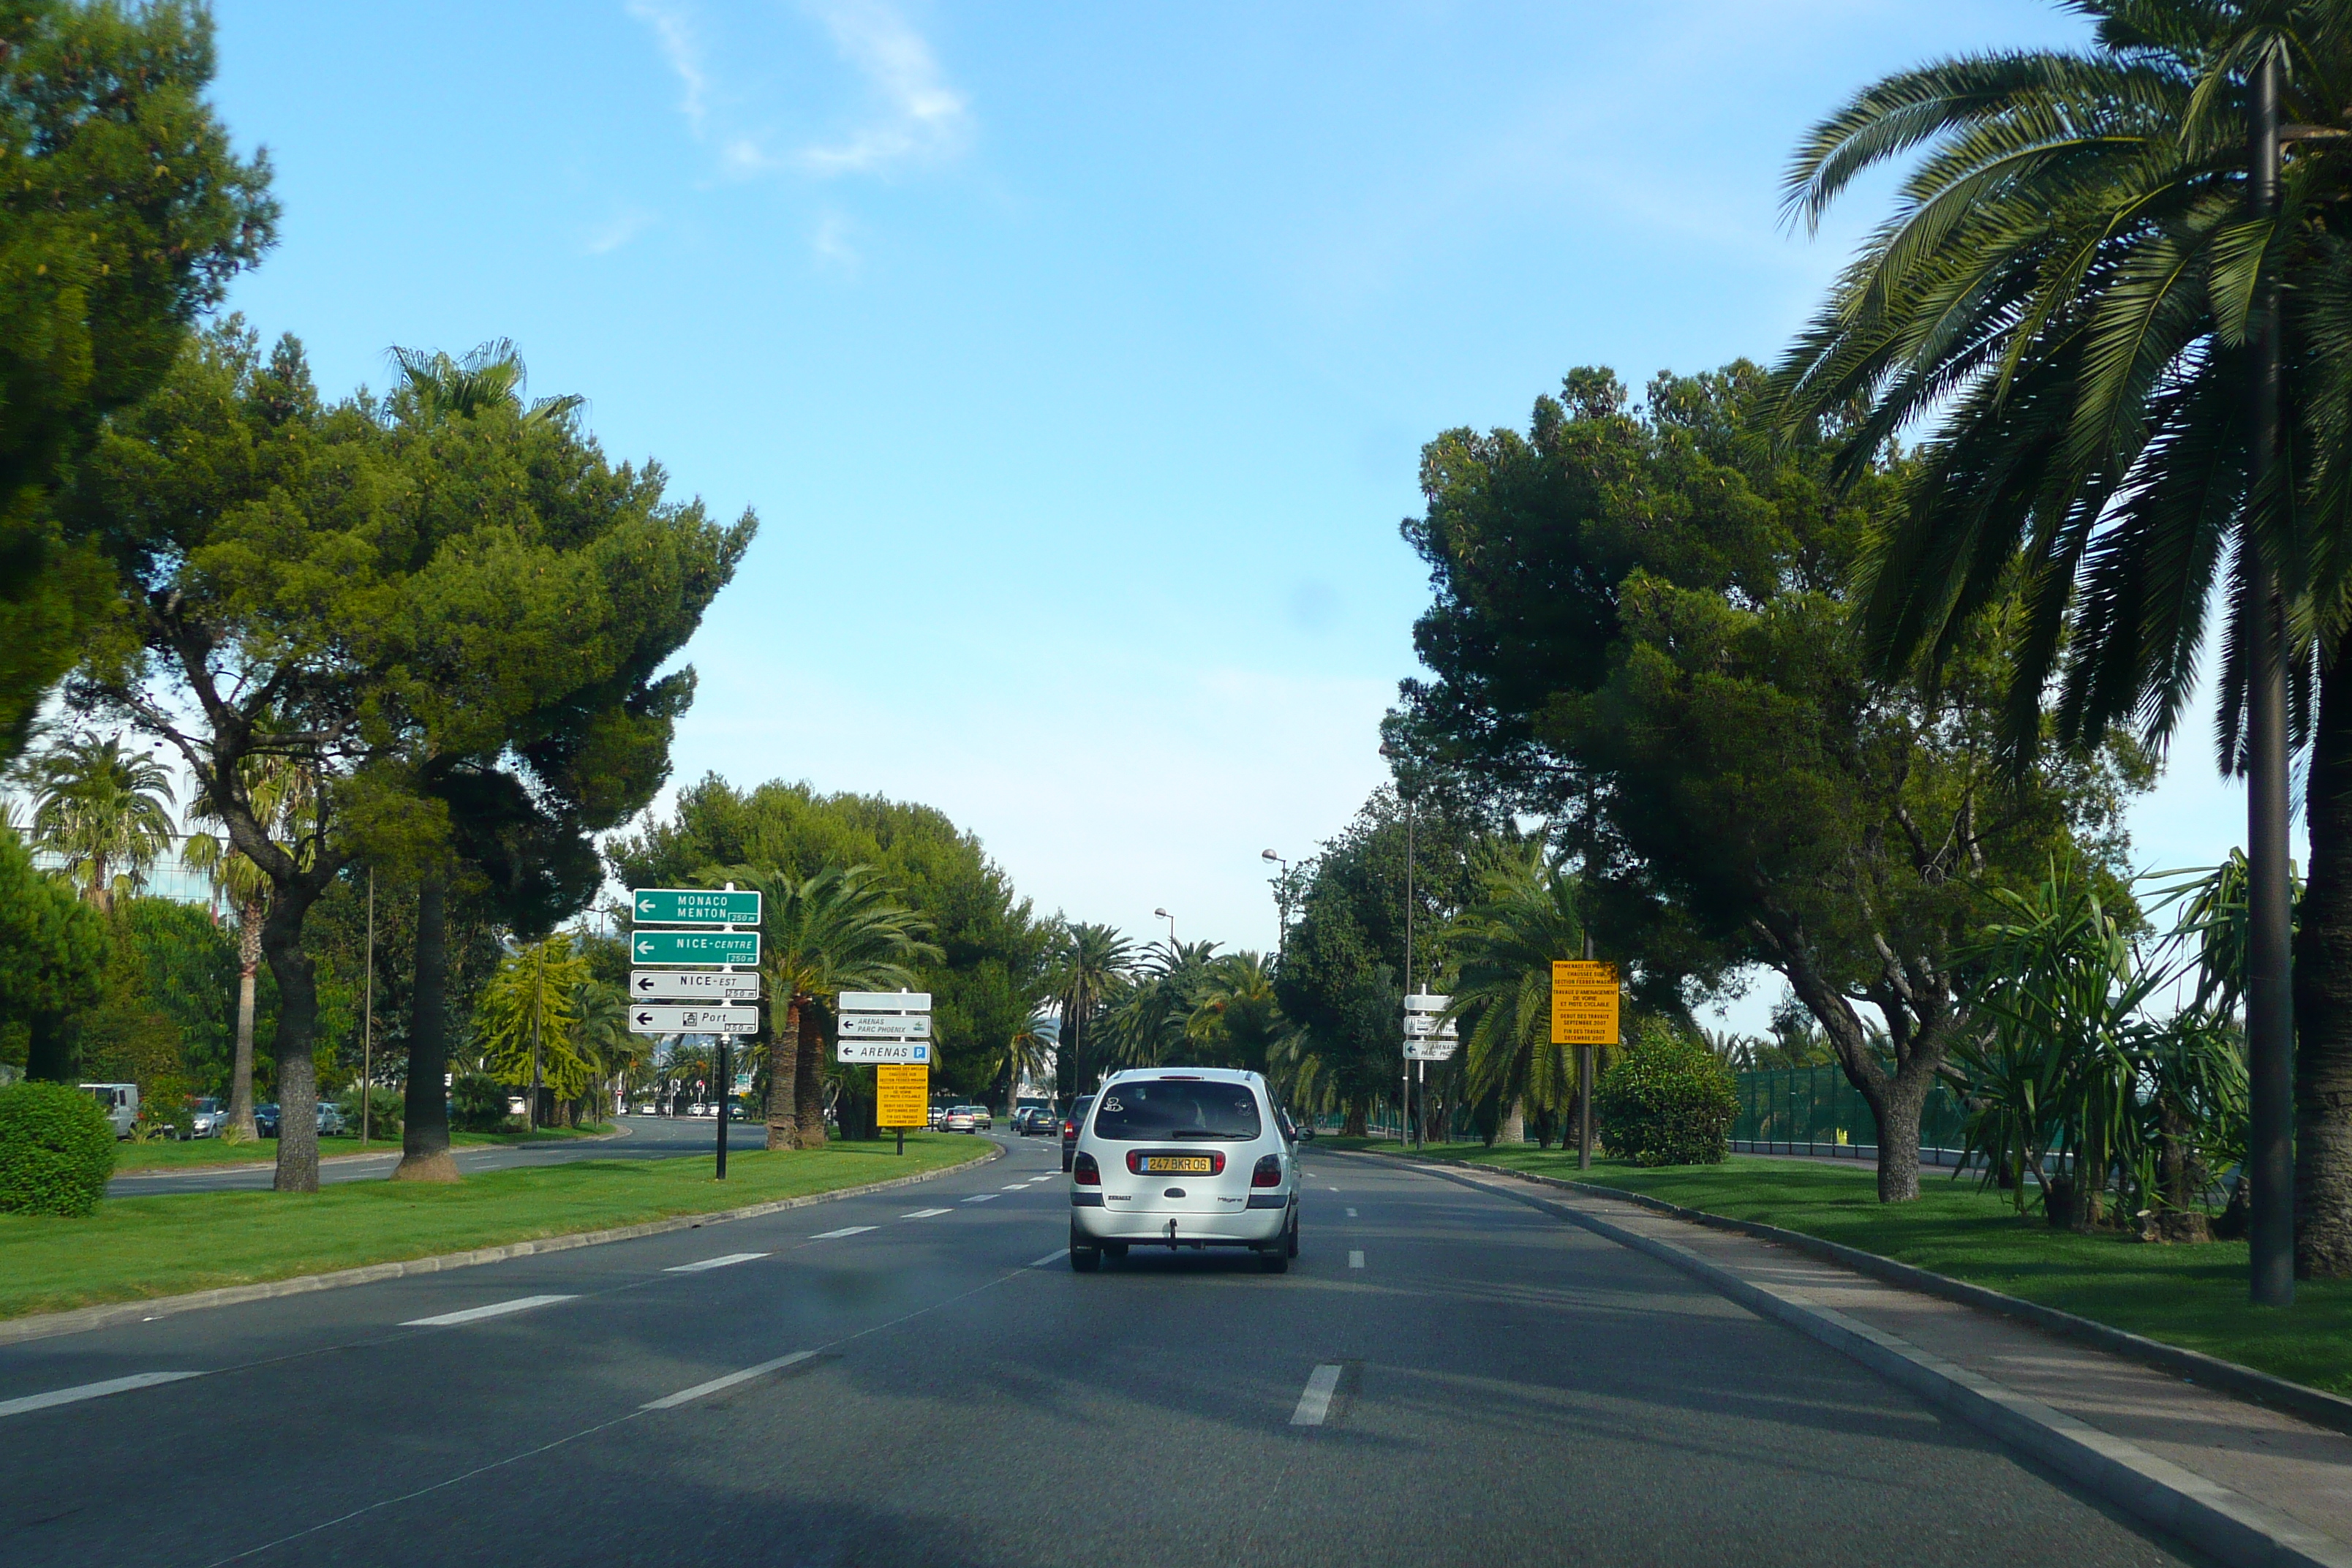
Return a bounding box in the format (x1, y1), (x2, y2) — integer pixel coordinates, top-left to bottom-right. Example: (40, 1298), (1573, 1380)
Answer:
(476, 934), (593, 1126)
(572, 976), (637, 1123)
(1444, 835), (1584, 1145)
(1184, 951), (1288, 1076)
(1101, 939), (1221, 1069)
(182, 752), (316, 1140)
(29, 735), (176, 913)
(1768, 2), (2352, 1275)
(1049, 922), (1136, 1096)
(389, 337), (583, 426)
(705, 864), (938, 1150)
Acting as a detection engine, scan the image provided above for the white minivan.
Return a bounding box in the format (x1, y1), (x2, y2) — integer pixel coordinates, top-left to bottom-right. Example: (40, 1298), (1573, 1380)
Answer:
(1068, 1068), (1300, 1273)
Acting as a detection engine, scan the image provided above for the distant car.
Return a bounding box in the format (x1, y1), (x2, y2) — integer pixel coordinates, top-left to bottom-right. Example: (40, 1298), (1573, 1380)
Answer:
(315, 1102), (347, 1137)
(186, 1097), (226, 1139)
(943, 1107), (977, 1134)
(1060, 1094), (1095, 1172)
(1014, 1106), (1056, 1136)
(688, 1101), (716, 1118)
(254, 1103), (280, 1139)
(966, 1104), (992, 1131)
(928, 1105), (948, 1129)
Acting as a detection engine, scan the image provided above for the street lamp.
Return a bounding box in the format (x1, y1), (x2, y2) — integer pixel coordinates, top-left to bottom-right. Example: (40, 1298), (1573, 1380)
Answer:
(1153, 907), (1177, 946)
(1262, 849), (1290, 960)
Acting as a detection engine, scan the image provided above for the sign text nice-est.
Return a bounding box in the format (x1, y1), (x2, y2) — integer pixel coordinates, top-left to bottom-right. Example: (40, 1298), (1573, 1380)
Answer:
(631, 970), (761, 1002)
(630, 888), (762, 927)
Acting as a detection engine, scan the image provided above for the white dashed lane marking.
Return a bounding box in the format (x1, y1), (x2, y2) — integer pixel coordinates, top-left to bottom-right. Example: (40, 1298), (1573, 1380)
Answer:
(1346, 1208), (1357, 1218)
(0, 1372), (205, 1421)
(1028, 1250), (1066, 1268)
(401, 1294), (575, 1328)
(642, 1351), (815, 1411)
(901, 1208), (951, 1219)
(1349, 1251), (1365, 1270)
(1290, 1365), (1343, 1427)
(809, 1226), (876, 1240)
(963, 1194), (998, 1204)
(663, 1253), (766, 1273)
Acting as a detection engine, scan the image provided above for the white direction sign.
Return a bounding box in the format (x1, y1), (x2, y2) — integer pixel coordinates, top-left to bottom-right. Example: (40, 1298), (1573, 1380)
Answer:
(1404, 992), (1451, 1013)
(631, 970), (761, 1003)
(839, 1012), (932, 1039)
(1405, 1039), (1460, 1061)
(837, 991), (931, 1012)
(1404, 1014), (1458, 1039)
(838, 1039), (933, 1065)
(627, 1005), (759, 1036)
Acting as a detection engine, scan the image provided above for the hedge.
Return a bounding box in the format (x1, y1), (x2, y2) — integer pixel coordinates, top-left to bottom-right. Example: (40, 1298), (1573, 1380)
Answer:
(0, 1081), (117, 1217)
(1594, 1024), (1738, 1167)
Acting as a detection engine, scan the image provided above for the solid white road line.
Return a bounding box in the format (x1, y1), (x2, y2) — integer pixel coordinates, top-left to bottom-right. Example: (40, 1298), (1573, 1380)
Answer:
(400, 1294), (576, 1328)
(809, 1225), (877, 1240)
(1028, 1250), (1066, 1268)
(1289, 1364), (1343, 1427)
(642, 1351), (815, 1411)
(963, 1194), (998, 1204)
(0, 1371), (204, 1421)
(663, 1253), (766, 1273)
(901, 1207), (951, 1219)
(1349, 1251), (1365, 1270)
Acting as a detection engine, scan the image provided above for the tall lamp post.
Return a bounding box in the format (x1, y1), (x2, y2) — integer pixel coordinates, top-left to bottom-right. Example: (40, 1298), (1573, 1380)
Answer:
(1261, 850), (1290, 960)
(1154, 907), (1177, 946)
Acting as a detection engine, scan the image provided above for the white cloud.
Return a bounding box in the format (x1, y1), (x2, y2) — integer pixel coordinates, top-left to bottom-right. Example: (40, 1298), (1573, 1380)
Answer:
(583, 206), (657, 255)
(812, 209), (860, 271)
(627, 0), (709, 137)
(795, 0), (972, 176)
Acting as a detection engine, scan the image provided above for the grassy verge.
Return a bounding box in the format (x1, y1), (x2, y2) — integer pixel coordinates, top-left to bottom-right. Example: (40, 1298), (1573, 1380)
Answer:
(4, 1133), (989, 1320)
(112, 1123), (617, 1172)
(1368, 1142), (2352, 1396)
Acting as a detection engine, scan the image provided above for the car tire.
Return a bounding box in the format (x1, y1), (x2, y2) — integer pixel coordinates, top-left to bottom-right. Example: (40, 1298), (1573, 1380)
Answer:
(1070, 1222), (1101, 1273)
(1259, 1247), (1289, 1274)
(1287, 1210), (1300, 1258)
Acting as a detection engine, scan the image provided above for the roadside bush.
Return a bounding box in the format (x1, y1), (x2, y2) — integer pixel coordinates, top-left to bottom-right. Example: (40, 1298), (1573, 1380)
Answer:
(451, 1074), (510, 1133)
(336, 1085), (403, 1138)
(1594, 1023), (1737, 1166)
(0, 1082), (117, 1216)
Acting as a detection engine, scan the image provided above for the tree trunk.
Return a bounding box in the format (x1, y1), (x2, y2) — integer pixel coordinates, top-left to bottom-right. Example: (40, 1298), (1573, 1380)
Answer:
(795, 1004), (826, 1146)
(260, 894), (323, 1194)
(1498, 1098), (1526, 1145)
(2296, 647), (2352, 1275)
(393, 872), (459, 1183)
(1860, 1070), (1928, 1203)
(225, 900), (262, 1140)
(767, 998), (802, 1150)
(24, 1010), (70, 1082)
(1342, 1101), (1367, 1137)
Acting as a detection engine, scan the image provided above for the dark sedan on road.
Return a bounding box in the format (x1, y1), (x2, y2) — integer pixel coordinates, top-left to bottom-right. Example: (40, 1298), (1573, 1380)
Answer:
(1060, 1094), (1094, 1172)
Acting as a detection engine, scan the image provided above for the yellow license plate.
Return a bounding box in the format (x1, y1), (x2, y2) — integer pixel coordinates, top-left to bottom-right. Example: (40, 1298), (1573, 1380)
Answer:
(1139, 1155), (1213, 1174)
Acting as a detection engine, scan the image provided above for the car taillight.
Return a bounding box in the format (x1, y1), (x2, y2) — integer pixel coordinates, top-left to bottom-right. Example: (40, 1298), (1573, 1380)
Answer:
(1074, 1153), (1101, 1186)
(1061, 1120), (1074, 1136)
(1251, 1155), (1282, 1188)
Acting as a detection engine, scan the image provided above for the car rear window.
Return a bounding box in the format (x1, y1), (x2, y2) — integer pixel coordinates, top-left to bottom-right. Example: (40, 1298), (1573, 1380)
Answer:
(1092, 1081), (1262, 1141)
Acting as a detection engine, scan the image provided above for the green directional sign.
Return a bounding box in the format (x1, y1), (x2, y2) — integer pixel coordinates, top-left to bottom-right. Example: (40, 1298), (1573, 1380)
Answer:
(630, 887), (761, 927)
(630, 930), (760, 967)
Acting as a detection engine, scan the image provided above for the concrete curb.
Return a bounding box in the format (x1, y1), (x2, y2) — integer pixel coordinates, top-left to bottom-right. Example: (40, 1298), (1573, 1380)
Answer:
(1, 1139), (1001, 1349)
(1337, 1150), (2352, 1568)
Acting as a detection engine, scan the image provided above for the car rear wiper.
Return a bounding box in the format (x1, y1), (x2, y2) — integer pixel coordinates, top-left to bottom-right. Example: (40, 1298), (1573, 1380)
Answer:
(1165, 1128), (1240, 1139)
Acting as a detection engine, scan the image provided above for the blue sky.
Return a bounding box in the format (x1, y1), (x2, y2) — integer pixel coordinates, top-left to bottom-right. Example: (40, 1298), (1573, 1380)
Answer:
(200, 0), (2256, 1029)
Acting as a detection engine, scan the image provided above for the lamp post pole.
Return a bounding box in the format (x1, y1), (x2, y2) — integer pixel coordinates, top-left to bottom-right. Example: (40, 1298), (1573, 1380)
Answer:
(2247, 43), (2295, 1307)
(361, 868), (374, 1146)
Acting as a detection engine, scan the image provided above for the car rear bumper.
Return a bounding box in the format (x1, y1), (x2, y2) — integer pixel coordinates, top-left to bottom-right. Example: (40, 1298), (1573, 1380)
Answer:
(1071, 1199), (1291, 1248)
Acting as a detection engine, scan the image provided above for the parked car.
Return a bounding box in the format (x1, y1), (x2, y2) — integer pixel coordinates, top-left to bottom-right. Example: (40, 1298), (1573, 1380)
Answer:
(254, 1103), (279, 1139)
(81, 1082), (139, 1140)
(1066, 1068), (1299, 1273)
(186, 1097), (226, 1139)
(688, 1101), (716, 1118)
(942, 1107), (977, 1134)
(1060, 1094), (1095, 1172)
(315, 1102), (347, 1137)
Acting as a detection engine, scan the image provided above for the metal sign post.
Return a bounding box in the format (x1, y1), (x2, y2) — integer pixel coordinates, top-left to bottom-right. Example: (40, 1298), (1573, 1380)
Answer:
(840, 993), (934, 1147)
(630, 883), (762, 1181)
(1403, 995), (1455, 1148)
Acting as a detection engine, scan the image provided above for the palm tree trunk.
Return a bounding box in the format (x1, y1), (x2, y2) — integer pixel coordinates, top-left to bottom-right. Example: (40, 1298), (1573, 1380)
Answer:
(1498, 1097), (1527, 1145)
(795, 1003), (827, 1145)
(2296, 650), (2352, 1275)
(767, 998), (802, 1150)
(392, 871), (459, 1183)
(225, 900), (262, 1139)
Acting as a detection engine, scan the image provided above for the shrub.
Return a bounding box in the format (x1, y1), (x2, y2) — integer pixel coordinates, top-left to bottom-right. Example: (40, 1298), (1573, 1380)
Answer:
(336, 1085), (403, 1138)
(1594, 1023), (1737, 1167)
(451, 1074), (510, 1133)
(0, 1082), (117, 1216)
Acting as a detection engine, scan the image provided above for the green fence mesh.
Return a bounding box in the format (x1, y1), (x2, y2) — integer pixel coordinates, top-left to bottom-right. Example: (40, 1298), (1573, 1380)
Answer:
(1731, 1066), (1969, 1153)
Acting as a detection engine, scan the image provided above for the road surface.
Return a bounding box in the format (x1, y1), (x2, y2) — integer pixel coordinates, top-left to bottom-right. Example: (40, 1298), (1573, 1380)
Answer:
(4, 1137), (2196, 1567)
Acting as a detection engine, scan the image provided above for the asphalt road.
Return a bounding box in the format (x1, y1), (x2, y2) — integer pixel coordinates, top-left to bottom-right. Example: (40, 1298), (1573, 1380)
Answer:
(4, 1137), (2201, 1567)
(105, 1113), (766, 1196)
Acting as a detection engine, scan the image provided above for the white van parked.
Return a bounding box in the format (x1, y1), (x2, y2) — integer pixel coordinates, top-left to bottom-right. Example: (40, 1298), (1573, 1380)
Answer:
(81, 1082), (139, 1140)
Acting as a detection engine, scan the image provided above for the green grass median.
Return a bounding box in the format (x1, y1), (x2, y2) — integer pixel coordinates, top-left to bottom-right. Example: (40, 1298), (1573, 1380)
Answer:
(1, 1132), (991, 1321)
(1369, 1143), (2352, 1396)
(110, 1123), (615, 1172)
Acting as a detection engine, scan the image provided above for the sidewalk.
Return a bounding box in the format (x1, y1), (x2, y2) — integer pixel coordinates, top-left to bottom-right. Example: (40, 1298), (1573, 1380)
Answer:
(1417, 1157), (2352, 1568)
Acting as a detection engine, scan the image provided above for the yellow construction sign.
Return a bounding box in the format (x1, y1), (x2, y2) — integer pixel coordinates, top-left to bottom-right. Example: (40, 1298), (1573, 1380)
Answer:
(1550, 960), (1620, 1045)
(876, 1064), (930, 1129)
